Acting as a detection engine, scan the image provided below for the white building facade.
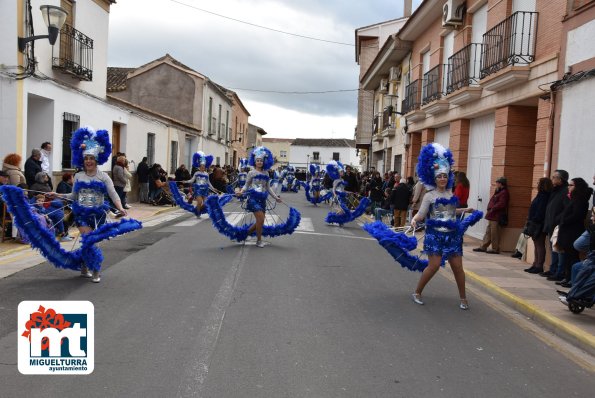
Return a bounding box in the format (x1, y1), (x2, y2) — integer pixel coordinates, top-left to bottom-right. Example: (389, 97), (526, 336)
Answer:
(289, 139), (358, 169)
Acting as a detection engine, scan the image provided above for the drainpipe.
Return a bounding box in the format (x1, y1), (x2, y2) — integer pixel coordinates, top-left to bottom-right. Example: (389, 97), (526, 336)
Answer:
(544, 91), (556, 177)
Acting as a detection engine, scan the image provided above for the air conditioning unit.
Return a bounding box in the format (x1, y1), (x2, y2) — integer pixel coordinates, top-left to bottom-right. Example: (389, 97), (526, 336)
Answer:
(442, 0), (465, 27)
(379, 79), (388, 93)
(389, 66), (401, 82)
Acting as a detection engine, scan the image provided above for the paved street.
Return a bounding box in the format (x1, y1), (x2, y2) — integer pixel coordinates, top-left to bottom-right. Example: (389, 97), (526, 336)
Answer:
(0, 194), (594, 397)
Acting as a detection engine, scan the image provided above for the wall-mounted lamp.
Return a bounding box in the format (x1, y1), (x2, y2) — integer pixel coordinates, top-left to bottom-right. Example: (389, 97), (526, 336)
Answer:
(18, 5), (68, 52)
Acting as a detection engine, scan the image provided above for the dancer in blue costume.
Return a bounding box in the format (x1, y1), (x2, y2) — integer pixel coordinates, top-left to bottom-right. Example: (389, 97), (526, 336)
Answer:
(363, 143), (482, 309)
(281, 165), (299, 192)
(235, 158), (249, 191)
(324, 160), (371, 225)
(186, 151), (216, 213)
(0, 127), (142, 283)
(304, 164), (331, 205)
(206, 146), (301, 247)
(169, 151), (232, 217)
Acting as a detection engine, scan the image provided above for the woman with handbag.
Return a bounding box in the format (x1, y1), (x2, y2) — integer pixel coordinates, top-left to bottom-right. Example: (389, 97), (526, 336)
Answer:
(524, 177), (553, 273)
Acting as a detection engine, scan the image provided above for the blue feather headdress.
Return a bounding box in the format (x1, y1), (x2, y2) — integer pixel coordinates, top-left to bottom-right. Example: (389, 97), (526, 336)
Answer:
(249, 146), (274, 170)
(71, 127), (112, 168)
(309, 164), (320, 176)
(326, 160), (344, 180)
(239, 158), (249, 169)
(192, 151), (213, 169)
(417, 143), (455, 189)
(286, 165), (295, 173)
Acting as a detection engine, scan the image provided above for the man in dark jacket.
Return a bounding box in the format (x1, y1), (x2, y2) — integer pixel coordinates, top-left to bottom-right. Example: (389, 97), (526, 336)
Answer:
(342, 165), (360, 193)
(474, 176), (510, 254)
(24, 149), (43, 189)
(540, 169), (569, 278)
(391, 178), (412, 228)
(137, 157), (150, 203)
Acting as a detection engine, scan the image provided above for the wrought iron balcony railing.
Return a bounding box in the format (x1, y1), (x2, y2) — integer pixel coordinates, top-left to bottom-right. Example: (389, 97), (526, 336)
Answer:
(402, 79), (420, 114)
(52, 24), (93, 81)
(480, 11), (538, 79)
(446, 43), (483, 94)
(422, 64), (446, 105)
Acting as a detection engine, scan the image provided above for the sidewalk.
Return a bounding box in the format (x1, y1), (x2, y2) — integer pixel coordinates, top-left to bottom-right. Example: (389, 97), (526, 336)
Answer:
(462, 237), (595, 356)
(0, 202), (179, 257)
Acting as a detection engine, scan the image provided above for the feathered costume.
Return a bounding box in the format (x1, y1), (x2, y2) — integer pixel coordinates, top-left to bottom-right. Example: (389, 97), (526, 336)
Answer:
(363, 143), (483, 271)
(304, 163), (331, 205)
(281, 165), (299, 192)
(0, 127), (142, 273)
(206, 146), (301, 242)
(324, 161), (370, 225)
(170, 151), (233, 216)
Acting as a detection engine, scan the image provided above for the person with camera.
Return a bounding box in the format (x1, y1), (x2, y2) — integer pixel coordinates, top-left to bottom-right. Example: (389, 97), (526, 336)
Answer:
(473, 176), (509, 254)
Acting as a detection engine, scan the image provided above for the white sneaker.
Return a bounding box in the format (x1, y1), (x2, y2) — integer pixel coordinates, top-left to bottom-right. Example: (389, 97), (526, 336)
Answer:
(80, 267), (92, 278)
(411, 293), (424, 305)
(124, 204), (132, 209)
(91, 271), (101, 283)
(256, 240), (265, 248)
(559, 296), (568, 305)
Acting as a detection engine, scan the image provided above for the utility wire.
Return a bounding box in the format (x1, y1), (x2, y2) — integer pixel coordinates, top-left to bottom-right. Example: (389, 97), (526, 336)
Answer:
(227, 87), (359, 94)
(168, 0), (356, 46)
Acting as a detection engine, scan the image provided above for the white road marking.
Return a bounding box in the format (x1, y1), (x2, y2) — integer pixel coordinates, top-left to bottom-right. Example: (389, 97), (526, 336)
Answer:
(174, 217), (208, 227)
(179, 245), (250, 397)
(142, 210), (185, 227)
(295, 217), (314, 232)
(293, 230), (375, 240)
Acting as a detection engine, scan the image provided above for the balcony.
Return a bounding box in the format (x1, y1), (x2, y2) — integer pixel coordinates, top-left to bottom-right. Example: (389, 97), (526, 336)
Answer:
(445, 43), (484, 105)
(381, 108), (396, 137)
(480, 11), (538, 92)
(402, 80), (425, 122)
(421, 64), (450, 115)
(52, 24), (93, 81)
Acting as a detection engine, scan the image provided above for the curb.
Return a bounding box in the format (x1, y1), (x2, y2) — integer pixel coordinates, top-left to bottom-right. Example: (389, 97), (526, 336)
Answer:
(465, 269), (595, 357)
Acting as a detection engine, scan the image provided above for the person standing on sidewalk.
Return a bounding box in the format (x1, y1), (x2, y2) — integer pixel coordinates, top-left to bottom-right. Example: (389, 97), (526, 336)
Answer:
(541, 170), (570, 279)
(137, 157), (150, 203)
(473, 177), (510, 254)
(523, 177), (553, 273)
(40, 142), (53, 190)
(391, 178), (411, 228)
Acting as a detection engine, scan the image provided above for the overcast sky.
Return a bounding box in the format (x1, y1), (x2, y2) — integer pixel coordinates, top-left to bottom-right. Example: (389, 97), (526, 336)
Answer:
(108, 0), (422, 139)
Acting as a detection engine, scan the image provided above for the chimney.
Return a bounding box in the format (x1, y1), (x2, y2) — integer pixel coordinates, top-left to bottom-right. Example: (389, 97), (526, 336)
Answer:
(404, 0), (412, 17)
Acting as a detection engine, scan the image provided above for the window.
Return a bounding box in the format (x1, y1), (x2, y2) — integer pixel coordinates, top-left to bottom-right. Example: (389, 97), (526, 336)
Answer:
(185, 137), (193, 169)
(394, 154), (402, 175)
(312, 152), (320, 161)
(208, 98), (213, 135)
(332, 152), (340, 161)
(61, 112), (80, 169)
(225, 111), (230, 141)
(280, 150), (287, 158)
(147, 133), (155, 166)
(216, 156), (220, 166)
(221, 123), (226, 141)
(217, 105), (222, 139)
(211, 117), (217, 136)
(170, 141), (178, 173)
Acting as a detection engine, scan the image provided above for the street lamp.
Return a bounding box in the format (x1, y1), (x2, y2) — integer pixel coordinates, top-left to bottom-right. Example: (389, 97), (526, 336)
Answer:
(18, 5), (68, 52)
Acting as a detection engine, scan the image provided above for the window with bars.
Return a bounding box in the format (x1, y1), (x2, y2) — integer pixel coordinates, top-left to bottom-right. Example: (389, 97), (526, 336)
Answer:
(170, 141), (178, 173)
(332, 152), (340, 161)
(313, 152), (320, 161)
(147, 133), (155, 166)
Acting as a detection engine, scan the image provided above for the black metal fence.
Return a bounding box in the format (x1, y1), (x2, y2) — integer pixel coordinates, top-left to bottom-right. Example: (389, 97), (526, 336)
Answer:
(422, 64), (445, 104)
(402, 79), (420, 114)
(480, 11), (538, 78)
(446, 43), (483, 94)
(53, 24), (94, 81)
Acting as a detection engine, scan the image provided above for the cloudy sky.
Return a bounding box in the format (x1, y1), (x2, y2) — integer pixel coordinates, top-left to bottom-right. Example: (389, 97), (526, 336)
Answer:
(108, 0), (422, 139)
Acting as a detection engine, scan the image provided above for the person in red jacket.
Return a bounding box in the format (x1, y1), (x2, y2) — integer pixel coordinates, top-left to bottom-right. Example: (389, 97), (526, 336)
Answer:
(473, 176), (510, 254)
(454, 171), (470, 208)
